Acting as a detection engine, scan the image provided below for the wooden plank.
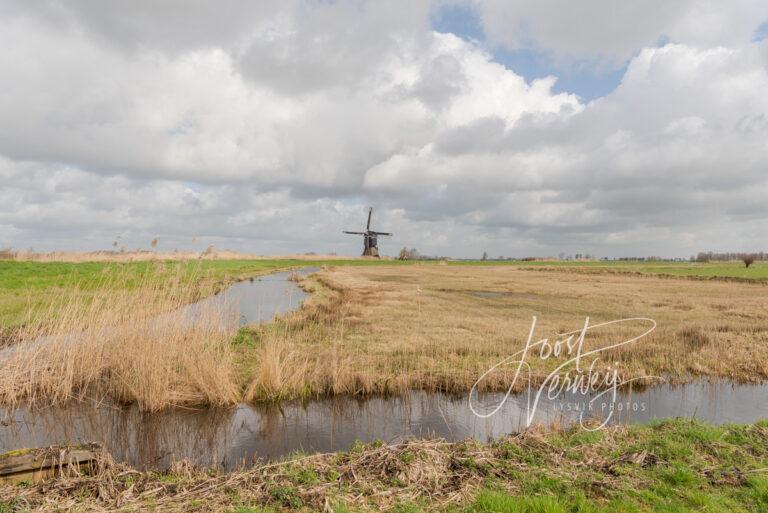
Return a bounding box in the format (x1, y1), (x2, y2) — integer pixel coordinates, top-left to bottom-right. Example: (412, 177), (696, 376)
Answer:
(0, 443), (101, 484)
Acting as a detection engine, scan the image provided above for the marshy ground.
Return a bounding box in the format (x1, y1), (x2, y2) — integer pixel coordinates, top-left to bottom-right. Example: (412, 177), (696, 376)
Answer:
(243, 264), (768, 401)
(0, 256), (767, 511)
(1, 258), (767, 407)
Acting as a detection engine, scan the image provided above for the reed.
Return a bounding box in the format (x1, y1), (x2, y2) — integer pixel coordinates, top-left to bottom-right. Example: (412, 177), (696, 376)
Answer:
(0, 265), (240, 411)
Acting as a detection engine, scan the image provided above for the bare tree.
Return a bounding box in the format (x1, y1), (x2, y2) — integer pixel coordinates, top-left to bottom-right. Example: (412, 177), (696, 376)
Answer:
(398, 247), (420, 260)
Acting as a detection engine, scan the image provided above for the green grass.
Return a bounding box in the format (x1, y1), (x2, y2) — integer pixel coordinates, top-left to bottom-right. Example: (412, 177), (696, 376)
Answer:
(436, 419), (768, 513)
(449, 259), (768, 280)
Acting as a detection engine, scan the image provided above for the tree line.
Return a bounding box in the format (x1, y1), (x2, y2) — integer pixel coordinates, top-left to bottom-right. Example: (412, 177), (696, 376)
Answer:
(694, 251), (766, 263)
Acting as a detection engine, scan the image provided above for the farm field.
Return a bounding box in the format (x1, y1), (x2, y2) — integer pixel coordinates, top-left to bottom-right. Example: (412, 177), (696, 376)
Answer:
(242, 263), (768, 401)
(0, 259), (767, 512)
(1, 258), (767, 404)
(1, 257), (766, 328)
(460, 259), (768, 280)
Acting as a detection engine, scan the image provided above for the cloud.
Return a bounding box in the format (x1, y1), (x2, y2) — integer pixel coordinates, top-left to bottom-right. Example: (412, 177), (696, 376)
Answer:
(0, 1), (767, 257)
(476, 0), (768, 65)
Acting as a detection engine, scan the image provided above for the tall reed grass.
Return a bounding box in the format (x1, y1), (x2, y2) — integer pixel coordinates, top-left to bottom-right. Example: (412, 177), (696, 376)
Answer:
(0, 265), (240, 411)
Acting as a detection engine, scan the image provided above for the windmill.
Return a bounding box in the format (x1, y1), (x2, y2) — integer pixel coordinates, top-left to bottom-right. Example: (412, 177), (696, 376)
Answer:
(343, 207), (392, 257)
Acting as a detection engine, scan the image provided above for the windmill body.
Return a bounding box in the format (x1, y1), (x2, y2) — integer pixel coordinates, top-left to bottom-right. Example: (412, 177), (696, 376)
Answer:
(343, 208), (392, 257)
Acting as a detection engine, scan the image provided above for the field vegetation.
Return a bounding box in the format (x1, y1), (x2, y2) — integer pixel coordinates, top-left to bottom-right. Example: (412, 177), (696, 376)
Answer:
(1, 258), (767, 409)
(0, 265), (242, 411)
(3, 257), (767, 329)
(0, 257), (766, 511)
(3, 419), (767, 512)
(241, 264), (768, 401)
(0, 257), (397, 329)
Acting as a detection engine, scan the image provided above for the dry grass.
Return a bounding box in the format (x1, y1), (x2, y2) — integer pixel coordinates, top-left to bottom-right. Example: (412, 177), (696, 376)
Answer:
(0, 266), (241, 411)
(242, 265), (768, 401)
(4, 263), (767, 410)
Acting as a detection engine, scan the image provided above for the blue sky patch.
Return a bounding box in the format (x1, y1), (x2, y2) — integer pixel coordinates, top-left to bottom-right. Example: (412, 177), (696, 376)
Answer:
(754, 20), (768, 41)
(430, 1), (626, 101)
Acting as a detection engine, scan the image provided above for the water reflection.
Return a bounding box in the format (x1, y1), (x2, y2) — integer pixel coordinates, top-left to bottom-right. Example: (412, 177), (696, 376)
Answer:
(1, 382), (766, 470)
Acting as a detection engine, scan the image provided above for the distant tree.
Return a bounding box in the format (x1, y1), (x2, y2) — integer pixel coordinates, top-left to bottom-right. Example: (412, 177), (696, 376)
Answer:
(150, 238), (159, 249)
(743, 254), (756, 268)
(398, 247), (420, 260)
(481, 251), (488, 261)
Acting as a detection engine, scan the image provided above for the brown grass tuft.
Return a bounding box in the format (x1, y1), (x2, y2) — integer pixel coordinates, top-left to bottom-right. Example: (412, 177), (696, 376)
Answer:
(677, 326), (712, 349)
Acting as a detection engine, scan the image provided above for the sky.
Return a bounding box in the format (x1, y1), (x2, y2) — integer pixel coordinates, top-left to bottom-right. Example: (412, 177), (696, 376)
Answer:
(1, 0), (768, 259)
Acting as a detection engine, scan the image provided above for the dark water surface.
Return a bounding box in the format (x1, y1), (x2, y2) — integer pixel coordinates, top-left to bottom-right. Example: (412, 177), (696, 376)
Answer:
(1, 383), (766, 470)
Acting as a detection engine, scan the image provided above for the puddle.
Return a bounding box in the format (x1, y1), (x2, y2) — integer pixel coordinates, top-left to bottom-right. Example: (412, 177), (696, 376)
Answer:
(469, 291), (539, 300)
(439, 288), (539, 301)
(1, 382), (765, 470)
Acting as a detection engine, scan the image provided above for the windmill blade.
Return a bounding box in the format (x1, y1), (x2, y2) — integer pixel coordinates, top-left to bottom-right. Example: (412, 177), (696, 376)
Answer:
(343, 231), (366, 235)
(370, 231), (392, 236)
(366, 207), (372, 230)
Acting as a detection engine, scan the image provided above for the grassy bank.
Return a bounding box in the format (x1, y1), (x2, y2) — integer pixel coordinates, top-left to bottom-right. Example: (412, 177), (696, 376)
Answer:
(2, 419), (767, 512)
(242, 265), (768, 401)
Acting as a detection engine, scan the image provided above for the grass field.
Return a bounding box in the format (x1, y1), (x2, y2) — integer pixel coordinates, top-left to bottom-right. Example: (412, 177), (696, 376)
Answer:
(240, 263), (768, 401)
(4, 419), (767, 512)
(453, 259), (768, 280)
(0, 258), (392, 328)
(1, 258), (767, 511)
(1, 258), (767, 409)
(1, 258), (766, 329)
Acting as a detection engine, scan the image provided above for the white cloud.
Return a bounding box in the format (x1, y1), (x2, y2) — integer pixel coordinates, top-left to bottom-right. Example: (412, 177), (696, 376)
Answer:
(0, 1), (767, 258)
(477, 0), (768, 65)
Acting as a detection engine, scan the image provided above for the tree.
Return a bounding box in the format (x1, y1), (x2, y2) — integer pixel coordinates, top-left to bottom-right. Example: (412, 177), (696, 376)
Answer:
(481, 251), (488, 261)
(398, 247), (420, 260)
(743, 254), (756, 268)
